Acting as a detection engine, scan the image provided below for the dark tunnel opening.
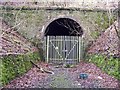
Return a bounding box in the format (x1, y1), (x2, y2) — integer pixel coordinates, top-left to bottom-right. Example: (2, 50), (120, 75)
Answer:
(45, 18), (83, 36)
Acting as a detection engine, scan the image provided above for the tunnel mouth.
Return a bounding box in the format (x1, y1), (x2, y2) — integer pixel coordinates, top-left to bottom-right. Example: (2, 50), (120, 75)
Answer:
(45, 18), (83, 36)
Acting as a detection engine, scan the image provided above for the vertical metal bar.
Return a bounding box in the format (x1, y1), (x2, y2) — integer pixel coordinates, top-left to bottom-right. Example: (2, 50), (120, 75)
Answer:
(74, 36), (75, 64)
(58, 36), (59, 60)
(79, 37), (81, 62)
(72, 36), (73, 64)
(65, 36), (67, 64)
(66, 36), (68, 64)
(74, 36), (76, 64)
(44, 37), (45, 60)
(51, 36), (53, 63)
(70, 36), (72, 64)
(62, 36), (64, 63)
(81, 37), (85, 59)
(63, 36), (65, 63)
(47, 36), (49, 63)
(55, 36), (57, 63)
(58, 36), (60, 60)
(52, 36), (54, 63)
(76, 36), (77, 64)
(50, 36), (54, 62)
(65, 36), (66, 64)
(54, 36), (56, 63)
(66, 36), (68, 60)
(56, 36), (58, 61)
(49, 36), (51, 63)
(60, 36), (63, 60)
(49, 36), (54, 62)
(69, 36), (71, 64)
(57, 36), (59, 61)
(58, 36), (61, 60)
(44, 37), (46, 60)
(50, 36), (52, 63)
(66, 36), (69, 62)
(72, 36), (76, 63)
(77, 36), (79, 63)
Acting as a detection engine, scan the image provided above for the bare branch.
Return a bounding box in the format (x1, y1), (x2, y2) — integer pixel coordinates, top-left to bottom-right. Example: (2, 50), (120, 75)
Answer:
(56, 20), (80, 35)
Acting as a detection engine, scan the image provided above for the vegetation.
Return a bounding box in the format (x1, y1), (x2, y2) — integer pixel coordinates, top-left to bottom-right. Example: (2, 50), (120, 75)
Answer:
(0, 3), (118, 87)
(86, 54), (119, 80)
(1, 8), (117, 40)
(0, 52), (41, 86)
(81, 11), (117, 39)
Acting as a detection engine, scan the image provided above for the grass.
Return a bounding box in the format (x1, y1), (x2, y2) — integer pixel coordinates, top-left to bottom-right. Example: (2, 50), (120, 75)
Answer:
(0, 52), (41, 86)
(86, 54), (119, 80)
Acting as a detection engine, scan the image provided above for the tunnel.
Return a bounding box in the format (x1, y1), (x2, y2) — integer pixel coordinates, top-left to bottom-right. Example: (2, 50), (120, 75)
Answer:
(44, 17), (84, 64)
(44, 18), (83, 36)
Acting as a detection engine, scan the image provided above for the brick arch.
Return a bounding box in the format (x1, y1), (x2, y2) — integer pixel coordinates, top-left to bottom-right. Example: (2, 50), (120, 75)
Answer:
(41, 16), (84, 37)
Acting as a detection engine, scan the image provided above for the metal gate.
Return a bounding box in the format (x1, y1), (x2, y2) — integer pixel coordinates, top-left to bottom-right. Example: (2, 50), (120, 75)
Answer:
(44, 36), (83, 64)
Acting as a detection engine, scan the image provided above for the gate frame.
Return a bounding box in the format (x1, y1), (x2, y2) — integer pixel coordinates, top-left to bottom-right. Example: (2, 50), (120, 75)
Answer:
(45, 36), (83, 64)
(42, 16), (84, 64)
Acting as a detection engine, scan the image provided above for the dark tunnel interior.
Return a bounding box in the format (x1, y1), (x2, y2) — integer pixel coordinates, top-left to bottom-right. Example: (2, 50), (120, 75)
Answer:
(45, 18), (83, 36)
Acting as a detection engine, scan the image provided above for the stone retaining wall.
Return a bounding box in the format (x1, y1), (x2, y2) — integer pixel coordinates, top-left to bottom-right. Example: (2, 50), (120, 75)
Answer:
(0, 19), (37, 55)
(88, 21), (119, 58)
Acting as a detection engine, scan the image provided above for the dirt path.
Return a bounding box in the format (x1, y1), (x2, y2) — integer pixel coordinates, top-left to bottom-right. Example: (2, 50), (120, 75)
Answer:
(4, 62), (119, 88)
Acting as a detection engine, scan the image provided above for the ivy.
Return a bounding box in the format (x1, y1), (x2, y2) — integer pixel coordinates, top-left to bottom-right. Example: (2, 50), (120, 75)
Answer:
(87, 54), (119, 80)
(1, 52), (41, 86)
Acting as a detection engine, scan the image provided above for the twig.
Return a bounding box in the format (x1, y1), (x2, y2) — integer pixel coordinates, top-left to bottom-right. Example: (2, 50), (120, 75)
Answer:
(113, 23), (120, 39)
(30, 61), (54, 74)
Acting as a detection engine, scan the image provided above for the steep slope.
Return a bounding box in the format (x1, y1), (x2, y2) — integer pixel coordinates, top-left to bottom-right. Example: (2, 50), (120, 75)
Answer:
(0, 18), (37, 55)
(88, 21), (119, 58)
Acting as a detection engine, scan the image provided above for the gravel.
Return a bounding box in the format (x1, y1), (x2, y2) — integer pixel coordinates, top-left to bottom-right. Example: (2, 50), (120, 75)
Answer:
(4, 62), (119, 88)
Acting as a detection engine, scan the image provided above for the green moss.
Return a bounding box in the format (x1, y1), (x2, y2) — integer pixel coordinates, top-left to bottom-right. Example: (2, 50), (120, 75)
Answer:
(84, 12), (116, 30)
(81, 11), (116, 39)
(91, 31), (100, 39)
(2, 11), (15, 26)
(87, 54), (119, 80)
(0, 52), (41, 86)
(1, 9), (116, 41)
